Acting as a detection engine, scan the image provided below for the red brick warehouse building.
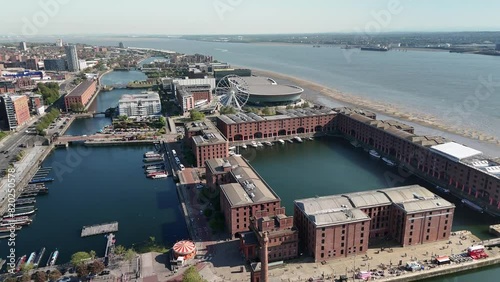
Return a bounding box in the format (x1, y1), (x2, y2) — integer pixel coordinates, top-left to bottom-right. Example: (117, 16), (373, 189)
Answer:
(205, 156), (299, 263)
(294, 185), (455, 262)
(335, 107), (500, 215)
(184, 119), (229, 167)
(64, 79), (97, 111)
(216, 108), (337, 142)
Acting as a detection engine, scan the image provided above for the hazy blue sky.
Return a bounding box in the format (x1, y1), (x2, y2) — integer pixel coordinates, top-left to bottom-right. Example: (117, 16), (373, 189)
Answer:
(2, 0), (499, 35)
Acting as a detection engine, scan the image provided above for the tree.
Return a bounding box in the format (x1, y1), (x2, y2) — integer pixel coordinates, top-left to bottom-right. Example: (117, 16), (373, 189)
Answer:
(286, 105), (294, 109)
(71, 251), (91, 266)
(189, 110), (205, 121)
(20, 274), (31, 282)
(4, 277), (17, 282)
(302, 102), (310, 108)
(115, 245), (126, 255)
(220, 106), (236, 115)
(33, 271), (48, 282)
(88, 260), (105, 275)
(89, 250), (96, 259)
(75, 263), (90, 278)
(262, 107), (274, 116)
(69, 102), (85, 112)
(48, 269), (62, 281)
(124, 249), (137, 262)
(20, 262), (34, 273)
(182, 266), (207, 282)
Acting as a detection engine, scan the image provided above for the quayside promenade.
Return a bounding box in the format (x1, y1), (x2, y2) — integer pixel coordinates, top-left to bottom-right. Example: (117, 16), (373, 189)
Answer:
(189, 230), (500, 282)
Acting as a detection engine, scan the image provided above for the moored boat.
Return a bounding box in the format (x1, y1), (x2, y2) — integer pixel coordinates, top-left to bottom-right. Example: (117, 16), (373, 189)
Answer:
(369, 150), (381, 159)
(278, 139), (285, 144)
(151, 174), (168, 179)
(0, 226), (21, 232)
(241, 144), (247, 149)
(15, 255), (27, 272)
(286, 139), (293, 143)
(27, 252), (36, 265)
(47, 249), (58, 266)
(382, 157), (396, 167)
(435, 186), (450, 194)
(264, 141), (273, 146)
(294, 136), (303, 143)
(34, 247), (45, 267)
(256, 142), (263, 147)
(461, 199), (483, 213)
(250, 141), (258, 148)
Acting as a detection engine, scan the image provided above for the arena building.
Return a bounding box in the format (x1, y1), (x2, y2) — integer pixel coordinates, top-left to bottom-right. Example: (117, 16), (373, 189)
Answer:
(229, 76), (303, 105)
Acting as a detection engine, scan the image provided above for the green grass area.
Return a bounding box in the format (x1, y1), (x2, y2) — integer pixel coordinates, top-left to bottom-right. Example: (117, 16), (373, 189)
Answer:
(0, 131), (8, 141)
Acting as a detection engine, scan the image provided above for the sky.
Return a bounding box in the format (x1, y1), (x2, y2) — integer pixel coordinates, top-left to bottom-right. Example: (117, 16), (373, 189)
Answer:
(1, 0), (500, 36)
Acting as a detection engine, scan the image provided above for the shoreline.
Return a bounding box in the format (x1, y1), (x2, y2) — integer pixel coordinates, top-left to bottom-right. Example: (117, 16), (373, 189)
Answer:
(234, 66), (500, 155)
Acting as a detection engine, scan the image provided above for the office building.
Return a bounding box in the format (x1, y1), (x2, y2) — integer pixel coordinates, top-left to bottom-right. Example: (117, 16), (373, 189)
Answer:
(44, 59), (66, 72)
(65, 45), (80, 72)
(0, 94), (31, 130)
(19, 42), (27, 51)
(56, 39), (63, 47)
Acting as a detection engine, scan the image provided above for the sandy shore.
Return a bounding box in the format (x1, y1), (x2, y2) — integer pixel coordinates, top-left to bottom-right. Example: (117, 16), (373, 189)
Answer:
(241, 67), (500, 151)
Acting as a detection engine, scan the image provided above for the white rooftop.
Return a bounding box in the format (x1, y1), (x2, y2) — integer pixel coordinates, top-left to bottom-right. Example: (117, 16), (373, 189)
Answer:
(430, 142), (482, 162)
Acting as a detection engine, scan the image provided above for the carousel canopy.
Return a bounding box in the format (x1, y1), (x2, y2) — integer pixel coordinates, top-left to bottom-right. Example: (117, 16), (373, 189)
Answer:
(173, 240), (196, 255)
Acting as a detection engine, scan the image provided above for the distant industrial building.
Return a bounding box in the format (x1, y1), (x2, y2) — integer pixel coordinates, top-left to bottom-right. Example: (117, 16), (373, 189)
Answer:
(0, 94), (31, 130)
(184, 119), (229, 167)
(64, 80), (97, 111)
(294, 185), (455, 262)
(56, 39), (63, 47)
(118, 92), (161, 117)
(19, 42), (27, 51)
(44, 59), (66, 71)
(65, 45), (80, 72)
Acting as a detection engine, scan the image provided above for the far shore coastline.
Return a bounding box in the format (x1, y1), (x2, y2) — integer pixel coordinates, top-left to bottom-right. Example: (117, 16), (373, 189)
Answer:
(231, 65), (500, 155)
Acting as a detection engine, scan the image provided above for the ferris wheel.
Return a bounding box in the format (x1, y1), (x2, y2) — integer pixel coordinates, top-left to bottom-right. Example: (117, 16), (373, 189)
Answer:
(215, 75), (250, 111)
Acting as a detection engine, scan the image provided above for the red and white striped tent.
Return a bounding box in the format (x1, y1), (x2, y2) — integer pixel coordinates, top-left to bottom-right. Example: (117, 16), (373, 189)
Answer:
(173, 240), (196, 259)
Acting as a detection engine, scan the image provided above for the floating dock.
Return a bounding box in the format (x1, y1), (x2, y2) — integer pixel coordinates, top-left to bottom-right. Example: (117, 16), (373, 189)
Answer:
(81, 221), (119, 237)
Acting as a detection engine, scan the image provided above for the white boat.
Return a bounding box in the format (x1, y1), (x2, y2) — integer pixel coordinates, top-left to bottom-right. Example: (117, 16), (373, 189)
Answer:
(152, 174), (168, 179)
(264, 141), (273, 146)
(350, 140), (361, 148)
(369, 150), (381, 158)
(229, 151), (235, 156)
(382, 157), (396, 167)
(229, 146), (236, 151)
(278, 139), (285, 144)
(308, 137), (314, 141)
(241, 144), (247, 149)
(26, 252), (36, 265)
(250, 141), (258, 148)
(294, 136), (303, 143)
(286, 139), (293, 143)
(256, 142), (264, 147)
(461, 199), (483, 213)
(435, 186), (450, 194)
